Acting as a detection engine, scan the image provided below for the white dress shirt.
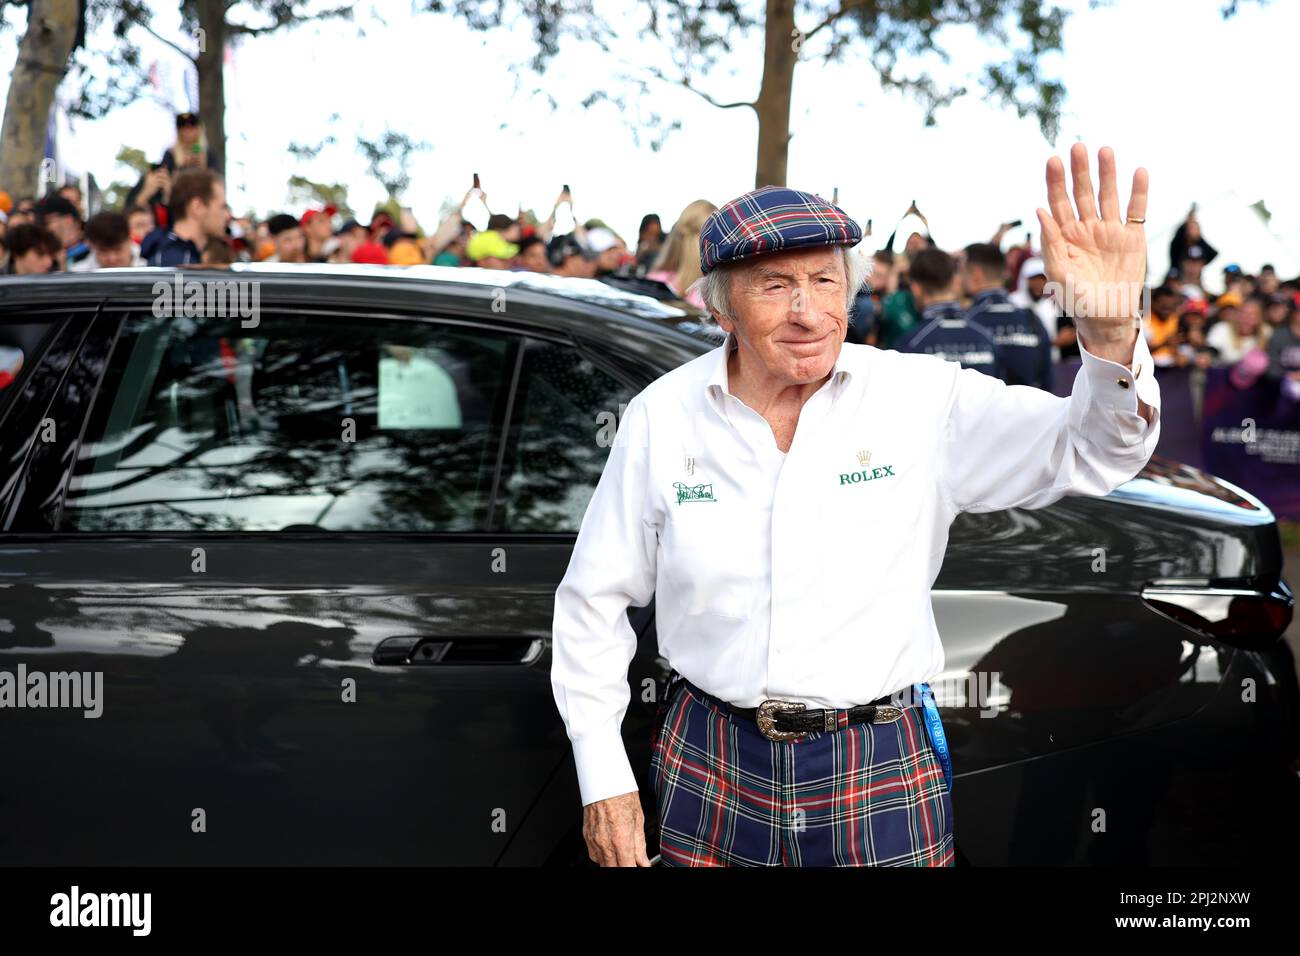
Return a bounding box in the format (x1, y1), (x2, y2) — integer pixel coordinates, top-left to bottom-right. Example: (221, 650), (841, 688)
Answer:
(551, 328), (1161, 806)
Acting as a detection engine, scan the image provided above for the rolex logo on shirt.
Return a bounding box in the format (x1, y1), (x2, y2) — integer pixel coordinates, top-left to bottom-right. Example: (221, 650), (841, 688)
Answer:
(840, 450), (895, 486)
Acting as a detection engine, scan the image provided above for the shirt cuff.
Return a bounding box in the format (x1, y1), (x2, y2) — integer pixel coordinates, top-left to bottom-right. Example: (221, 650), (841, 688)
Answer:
(572, 731), (640, 807)
(1077, 327), (1160, 448)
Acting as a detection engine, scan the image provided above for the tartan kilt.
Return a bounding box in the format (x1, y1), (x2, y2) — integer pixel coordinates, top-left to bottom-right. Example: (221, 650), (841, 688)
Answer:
(650, 675), (954, 867)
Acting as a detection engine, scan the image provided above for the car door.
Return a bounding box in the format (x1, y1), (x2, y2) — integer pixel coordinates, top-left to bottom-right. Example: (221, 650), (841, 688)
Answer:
(0, 298), (581, 865)
(483, 333), (667, 864)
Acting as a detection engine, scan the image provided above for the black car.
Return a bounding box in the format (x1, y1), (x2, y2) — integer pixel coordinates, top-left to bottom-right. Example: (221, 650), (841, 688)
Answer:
(0, 265), (1295, 866)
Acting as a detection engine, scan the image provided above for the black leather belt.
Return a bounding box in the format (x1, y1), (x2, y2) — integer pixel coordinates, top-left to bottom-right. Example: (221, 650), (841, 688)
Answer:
(673, 674), (905, 742)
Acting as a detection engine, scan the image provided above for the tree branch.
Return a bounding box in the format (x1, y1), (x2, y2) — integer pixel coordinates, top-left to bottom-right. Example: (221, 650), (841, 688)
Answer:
(227, 5), (353, 38)
(134, 18), (197, 65)
(644, 64), (754, 110)
(804, 0), (877, 41)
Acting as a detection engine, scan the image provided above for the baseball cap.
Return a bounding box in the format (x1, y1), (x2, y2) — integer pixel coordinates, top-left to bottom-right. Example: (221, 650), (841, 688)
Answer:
(300, 204), (338, 227)
(175, 111), (200, 127)
(466, 230), (519, 262)
(698, 186), (862, 275)
(547, 233), (595, 265)
(585, 227), (620, 254)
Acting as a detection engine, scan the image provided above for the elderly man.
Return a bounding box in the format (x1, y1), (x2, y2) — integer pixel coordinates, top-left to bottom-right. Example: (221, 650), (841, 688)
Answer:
(551, 144), (1160, 867)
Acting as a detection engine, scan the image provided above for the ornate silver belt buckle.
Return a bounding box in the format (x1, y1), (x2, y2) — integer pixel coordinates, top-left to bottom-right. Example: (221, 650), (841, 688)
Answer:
(871, 705), (904, 723)
(756, 699), (807, 742)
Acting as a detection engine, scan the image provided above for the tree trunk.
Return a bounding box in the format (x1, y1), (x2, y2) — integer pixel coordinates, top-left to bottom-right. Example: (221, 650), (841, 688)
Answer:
(753, 0), (797, 188)
(0, 0), (80, 197)
(195, 0), (227, 178)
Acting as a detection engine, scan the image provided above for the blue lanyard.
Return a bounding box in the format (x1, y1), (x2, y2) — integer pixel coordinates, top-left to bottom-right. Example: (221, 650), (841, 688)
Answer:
(918, 682), (953, 793)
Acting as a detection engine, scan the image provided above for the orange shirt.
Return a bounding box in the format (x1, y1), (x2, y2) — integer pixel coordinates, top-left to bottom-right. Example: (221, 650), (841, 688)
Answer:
(1146, 313), (1181, 361)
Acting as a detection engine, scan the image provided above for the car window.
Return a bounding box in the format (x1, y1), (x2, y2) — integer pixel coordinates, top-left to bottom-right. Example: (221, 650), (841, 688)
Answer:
(61, 312), (516, 532)
(497, 339), (637, 532)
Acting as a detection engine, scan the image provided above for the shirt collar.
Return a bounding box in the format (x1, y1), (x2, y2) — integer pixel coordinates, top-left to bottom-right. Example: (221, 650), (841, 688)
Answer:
(921, 299), (965, 321)
(971, 288), (1006, 305)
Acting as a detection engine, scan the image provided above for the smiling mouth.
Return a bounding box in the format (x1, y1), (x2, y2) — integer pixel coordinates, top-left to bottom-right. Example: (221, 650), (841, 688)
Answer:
(781, 330), (832, 347)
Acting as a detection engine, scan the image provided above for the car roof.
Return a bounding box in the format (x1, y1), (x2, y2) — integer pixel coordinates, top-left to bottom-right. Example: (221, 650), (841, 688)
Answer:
(0, 263), (692, 321)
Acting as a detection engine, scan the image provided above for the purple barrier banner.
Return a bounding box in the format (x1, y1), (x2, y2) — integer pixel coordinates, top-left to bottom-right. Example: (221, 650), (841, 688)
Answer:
(1050, 360), (1300, 519)
(1201, 369), (1300, 520)
(1051, 362), (1203, 469)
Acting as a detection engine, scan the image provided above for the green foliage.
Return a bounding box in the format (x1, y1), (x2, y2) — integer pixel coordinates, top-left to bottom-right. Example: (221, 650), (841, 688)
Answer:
(287, 174), (352, 217)
(356, 130), (431, 201)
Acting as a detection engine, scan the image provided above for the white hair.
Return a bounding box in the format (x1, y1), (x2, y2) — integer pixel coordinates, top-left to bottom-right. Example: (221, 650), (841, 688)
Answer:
(689, 245), (872, 322)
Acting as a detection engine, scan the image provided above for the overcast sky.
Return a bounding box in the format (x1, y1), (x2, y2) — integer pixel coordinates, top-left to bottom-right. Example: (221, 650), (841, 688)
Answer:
(4, 0), (1298, 277)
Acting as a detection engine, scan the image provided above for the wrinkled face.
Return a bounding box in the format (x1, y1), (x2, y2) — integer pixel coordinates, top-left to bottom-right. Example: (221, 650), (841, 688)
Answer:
(717, 246), (848, 386)
(94, 241), (135, 268)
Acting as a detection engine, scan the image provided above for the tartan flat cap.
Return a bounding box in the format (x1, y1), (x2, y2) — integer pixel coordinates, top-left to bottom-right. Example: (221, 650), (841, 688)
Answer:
(699, 186), (862, 274)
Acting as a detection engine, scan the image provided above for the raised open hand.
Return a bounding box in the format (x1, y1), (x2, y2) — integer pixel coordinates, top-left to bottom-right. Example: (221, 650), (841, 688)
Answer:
(1035, 143), (1148, 345)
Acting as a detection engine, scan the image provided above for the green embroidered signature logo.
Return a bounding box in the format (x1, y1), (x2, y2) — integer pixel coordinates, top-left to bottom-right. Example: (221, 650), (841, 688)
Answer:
(673, 481), (717, 504)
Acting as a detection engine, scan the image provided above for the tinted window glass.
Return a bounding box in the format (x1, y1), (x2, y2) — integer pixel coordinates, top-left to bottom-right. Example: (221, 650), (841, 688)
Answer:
(63, 313), (515, 531)
(498, 339), (636, 532)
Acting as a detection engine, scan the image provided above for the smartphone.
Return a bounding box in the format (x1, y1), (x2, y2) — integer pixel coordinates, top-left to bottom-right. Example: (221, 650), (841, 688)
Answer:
(472, 173), (481, 190)
(1008, 218), (1022, 228)
(562, 183), (571, 195)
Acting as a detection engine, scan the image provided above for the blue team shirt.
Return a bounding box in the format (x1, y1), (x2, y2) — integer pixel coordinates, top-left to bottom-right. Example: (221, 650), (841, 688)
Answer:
(140, 228), (202, 267)
(965, 288), (1052, 389)
(895, 301), (1005, 379)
